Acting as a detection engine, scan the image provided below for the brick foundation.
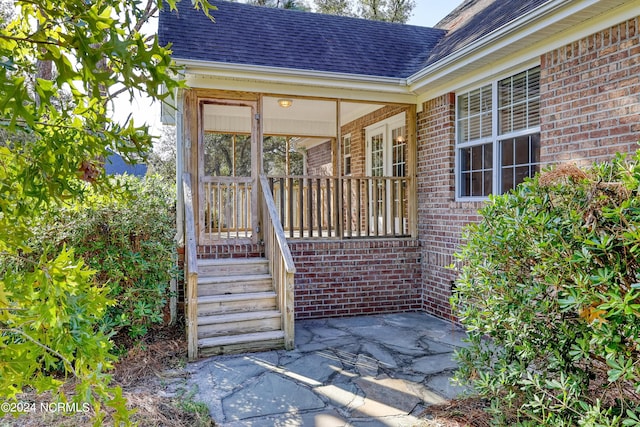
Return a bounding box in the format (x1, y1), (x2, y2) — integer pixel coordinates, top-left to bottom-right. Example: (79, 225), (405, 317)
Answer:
(289, 239), (421, 319)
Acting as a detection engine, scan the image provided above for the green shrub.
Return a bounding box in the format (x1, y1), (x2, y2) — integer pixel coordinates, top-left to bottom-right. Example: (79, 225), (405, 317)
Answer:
(22, 174), (176, 345)
(452, 152), (640, 426)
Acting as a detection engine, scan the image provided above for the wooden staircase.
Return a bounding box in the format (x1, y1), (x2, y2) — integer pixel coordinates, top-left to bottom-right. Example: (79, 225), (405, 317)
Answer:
(196, 257), (285, 356)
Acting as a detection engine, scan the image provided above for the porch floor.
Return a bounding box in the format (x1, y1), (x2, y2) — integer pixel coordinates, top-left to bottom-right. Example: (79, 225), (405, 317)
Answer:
(185, 312), (470, 426)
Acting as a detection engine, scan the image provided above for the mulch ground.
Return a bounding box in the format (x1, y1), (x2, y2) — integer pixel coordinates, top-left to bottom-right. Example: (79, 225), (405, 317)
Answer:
(417, 398), (492, 427)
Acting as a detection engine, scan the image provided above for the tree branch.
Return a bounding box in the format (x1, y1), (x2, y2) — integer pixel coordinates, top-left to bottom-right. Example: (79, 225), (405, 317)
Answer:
(1, 328), (78, 377)
(0, 33), (63, 47)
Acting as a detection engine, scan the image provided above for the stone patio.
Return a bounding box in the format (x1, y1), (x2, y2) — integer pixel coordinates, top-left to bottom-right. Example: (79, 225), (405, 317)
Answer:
(185, 312), (470, 426)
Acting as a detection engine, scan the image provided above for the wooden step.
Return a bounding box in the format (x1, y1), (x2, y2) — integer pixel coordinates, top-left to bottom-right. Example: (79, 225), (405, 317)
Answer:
(197, 274), (273, 296)
(197, 310), (282, 339)
(198, 330), (285, 356)
(197, 291), (277, 317)
(197, 258), (269, 277)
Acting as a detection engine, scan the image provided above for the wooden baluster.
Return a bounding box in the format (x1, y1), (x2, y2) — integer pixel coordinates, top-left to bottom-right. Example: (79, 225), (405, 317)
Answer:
(365, 179), (371, 237)
(355, 178), (362, 237)
(307, 178), (313, 238)
(346, 178), (352, 238)
(316, 178), (322, 237)
(326, 178), (332, 237)
(288, 177), (294, 238)
(278, 178), (287, 227)
(298, 178), (304, 238)
(216, 182), (222, 239)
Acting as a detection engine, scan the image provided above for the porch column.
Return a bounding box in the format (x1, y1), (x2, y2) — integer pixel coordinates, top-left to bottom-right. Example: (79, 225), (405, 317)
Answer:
(408, 103), (418, 238)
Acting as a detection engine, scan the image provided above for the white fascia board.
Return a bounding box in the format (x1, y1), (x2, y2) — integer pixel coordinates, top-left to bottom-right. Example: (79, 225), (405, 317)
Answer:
(175, 58), (418, 103)
(408, 0), (571, 86)
(409, 0), (634, 99)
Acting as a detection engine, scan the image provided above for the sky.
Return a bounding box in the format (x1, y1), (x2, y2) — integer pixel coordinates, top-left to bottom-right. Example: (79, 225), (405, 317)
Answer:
(112, 0), (464, 139)
(408, 0), (462, 28)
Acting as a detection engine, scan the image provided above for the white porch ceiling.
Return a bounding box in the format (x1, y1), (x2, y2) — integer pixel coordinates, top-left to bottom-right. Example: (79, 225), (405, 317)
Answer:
(201, 97), (385, 138)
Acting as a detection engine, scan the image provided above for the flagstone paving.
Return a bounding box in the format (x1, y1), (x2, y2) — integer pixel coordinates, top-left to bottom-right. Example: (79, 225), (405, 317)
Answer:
(184, 312), (469, 426)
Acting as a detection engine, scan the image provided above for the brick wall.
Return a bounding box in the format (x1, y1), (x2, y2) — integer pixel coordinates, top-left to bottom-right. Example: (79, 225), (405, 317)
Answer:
(289, 239), (421, 319)
(306, 141), (333, 175)
(541, 16), (640, 165)
(416, 17), (640, 320)
(417, 94), (481, 320)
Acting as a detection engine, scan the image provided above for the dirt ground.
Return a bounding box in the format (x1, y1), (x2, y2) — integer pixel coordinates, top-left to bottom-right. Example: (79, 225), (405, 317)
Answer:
(0, 324), (214, 427)
(417, 398), (491, 427)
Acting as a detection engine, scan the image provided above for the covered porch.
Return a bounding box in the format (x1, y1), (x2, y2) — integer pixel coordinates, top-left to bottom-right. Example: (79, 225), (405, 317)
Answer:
(177, 89), (419, 359)
(182, 91), (417, 244)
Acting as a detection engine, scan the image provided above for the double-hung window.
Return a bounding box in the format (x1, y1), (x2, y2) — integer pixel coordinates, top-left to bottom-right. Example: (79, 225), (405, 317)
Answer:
(343, 134), (352, 175)
(456, 66), (541, 199)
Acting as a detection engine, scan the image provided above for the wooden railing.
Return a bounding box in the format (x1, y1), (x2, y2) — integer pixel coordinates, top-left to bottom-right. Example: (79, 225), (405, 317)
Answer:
(259, 174), (296, 350)
(267, 176), (410, 239)
(183, 173), (199, 361)
(201, 176), (252, 241)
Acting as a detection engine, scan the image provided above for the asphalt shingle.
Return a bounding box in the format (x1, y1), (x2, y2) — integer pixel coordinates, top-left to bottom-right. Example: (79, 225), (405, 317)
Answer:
(159, 0), (555, 80)
(423, 0), (552, 66)
(158, 0), (446, 79)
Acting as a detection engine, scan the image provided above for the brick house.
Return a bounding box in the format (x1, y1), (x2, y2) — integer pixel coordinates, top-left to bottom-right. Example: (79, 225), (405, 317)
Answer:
(159, 0), (640, 358)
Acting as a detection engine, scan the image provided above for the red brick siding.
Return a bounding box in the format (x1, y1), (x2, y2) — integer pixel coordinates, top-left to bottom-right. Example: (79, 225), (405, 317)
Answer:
(306, 141), (333, 175)
(540, 17), (640, 165)
(416, 17), (640, 320)
(417, 94), (482, 320)
(290, 239), (421, 319)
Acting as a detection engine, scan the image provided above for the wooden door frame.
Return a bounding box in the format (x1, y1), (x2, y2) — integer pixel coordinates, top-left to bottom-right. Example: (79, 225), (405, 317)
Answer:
(197, 98), (261, 244)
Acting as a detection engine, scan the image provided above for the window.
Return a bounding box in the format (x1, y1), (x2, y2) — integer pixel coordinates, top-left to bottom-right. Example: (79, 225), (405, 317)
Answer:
(457, 66), (541, 198)
(343, 134), (352, 175)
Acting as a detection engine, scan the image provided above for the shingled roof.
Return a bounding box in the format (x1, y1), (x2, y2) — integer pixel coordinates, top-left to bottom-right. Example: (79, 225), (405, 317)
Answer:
(423, 0), (552, 67)
(159, 0), (556, 80)
(158, 0), (446, 79)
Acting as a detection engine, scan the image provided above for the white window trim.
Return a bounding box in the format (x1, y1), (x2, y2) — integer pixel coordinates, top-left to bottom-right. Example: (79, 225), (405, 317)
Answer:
(455, 67), (540, 201)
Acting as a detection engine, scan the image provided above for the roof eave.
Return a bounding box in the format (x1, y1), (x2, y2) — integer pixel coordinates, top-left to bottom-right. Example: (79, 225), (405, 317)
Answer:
(407, 0), (635, 95)
(176, 58), (412, 95)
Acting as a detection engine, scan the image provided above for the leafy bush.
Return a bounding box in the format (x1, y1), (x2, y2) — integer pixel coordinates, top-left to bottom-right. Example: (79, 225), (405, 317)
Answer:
(21, 174), (176, 344)
(452, 152), (640, 426)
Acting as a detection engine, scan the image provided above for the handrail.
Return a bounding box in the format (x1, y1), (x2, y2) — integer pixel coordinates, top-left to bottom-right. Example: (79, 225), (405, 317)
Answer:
(182, 173), (199, 360)
(259, 174), (296, 349)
